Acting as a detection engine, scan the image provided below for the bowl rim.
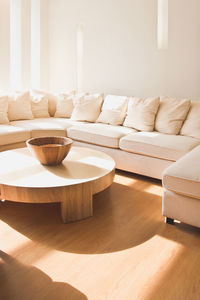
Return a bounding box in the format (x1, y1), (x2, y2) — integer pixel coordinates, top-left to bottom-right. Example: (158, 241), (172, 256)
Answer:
(26, 136), (73, 147)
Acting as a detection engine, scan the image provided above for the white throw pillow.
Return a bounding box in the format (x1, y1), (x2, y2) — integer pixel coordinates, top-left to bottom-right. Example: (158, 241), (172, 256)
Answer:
(71, 92), (89, 106)
(54, 95), (74, 118)
(97, 95), (129, 125)
(8, 91), (33, 121)
(54, 91), (78, 118)
(155, 96), (191, 135)
(123, 97), (160, 131)
(180, 101), (200, 139)
(71, 94), (104, 122)
(0, 96), (9, 124)
(31, 94), (50, 118)
(31, 89), (65, 117)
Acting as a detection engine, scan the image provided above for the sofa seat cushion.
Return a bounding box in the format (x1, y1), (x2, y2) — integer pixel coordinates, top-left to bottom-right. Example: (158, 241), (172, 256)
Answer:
(10, 118), (87, 138)
(0, 125), (30, 146)
(119, 131), (200, 161)
(46, 118), (88, 129)
(163, 145), (200, 199)
(68, 123), (136, 148)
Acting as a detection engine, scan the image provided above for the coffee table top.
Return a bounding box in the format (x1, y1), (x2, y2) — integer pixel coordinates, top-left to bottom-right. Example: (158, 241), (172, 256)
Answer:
(0, 146), (115, 188)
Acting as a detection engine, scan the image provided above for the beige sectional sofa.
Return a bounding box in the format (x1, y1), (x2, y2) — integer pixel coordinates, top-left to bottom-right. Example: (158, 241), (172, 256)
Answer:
(0, 91), (200, 228)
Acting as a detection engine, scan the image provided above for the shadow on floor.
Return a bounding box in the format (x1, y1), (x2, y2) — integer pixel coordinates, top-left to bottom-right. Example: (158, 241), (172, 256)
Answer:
(0, 250), (87, 300)
(0, 179), (163, 254)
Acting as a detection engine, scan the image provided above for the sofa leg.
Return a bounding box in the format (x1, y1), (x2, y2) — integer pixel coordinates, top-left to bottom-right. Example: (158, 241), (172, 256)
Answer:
(165, 217), (175, 225)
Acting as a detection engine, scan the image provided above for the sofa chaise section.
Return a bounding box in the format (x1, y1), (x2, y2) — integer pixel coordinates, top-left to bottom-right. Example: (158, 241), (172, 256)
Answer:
(162, 145), (200, 228)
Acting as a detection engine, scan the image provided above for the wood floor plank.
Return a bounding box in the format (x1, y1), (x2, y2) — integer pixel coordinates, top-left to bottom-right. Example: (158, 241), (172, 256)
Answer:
(0, 170), (200, 300)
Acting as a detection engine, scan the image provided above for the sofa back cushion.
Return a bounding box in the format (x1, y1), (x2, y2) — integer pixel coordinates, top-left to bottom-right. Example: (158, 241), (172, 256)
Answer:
(97, 95), (129, 125)
(180, 100), (200, 139)
(71, 94), (104, 122)
(154, 96), (191, 135)
(54, 91), (78, 118)
(0, 96), (9, 124)
(31, 89), (61, 117)
(30, 92), (50, 118)
(8, 91), (33, 121)
(54, 94), (74, 118)
(123, 97), (160, 131)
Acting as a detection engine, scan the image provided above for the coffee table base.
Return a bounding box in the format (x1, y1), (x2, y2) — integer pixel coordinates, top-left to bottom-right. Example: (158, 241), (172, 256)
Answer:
(61, 182), (93, 223)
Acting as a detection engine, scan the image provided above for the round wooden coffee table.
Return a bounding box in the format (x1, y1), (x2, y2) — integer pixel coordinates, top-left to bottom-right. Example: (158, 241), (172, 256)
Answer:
(0, 146), (115, 223)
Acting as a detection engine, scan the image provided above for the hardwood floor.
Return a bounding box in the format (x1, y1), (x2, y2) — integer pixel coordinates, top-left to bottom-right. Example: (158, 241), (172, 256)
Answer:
(0, 170), (200, 300)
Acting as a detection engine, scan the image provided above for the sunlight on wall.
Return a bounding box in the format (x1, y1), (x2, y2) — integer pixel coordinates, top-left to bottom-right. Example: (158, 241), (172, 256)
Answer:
(157, 0), (168, 50)
(9, 0), (47, 91)
(76, 23), (84, 93)
(31, 0), (40, 89)
(10, 0), (22, 91)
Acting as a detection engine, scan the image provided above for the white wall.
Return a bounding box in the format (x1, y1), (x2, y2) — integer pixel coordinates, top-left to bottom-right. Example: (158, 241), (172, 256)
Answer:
(48, 0), (200, 99)
(0, 0), (10, 93)
(0, 0), (199, 98)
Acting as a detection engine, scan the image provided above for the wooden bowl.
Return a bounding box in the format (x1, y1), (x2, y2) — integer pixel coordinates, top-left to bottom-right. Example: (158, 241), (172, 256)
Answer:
(26, 136), (73, 166)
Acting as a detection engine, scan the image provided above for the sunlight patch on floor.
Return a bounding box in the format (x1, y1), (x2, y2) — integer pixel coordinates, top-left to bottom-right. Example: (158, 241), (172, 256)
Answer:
(114, 173), (138, 186)
(1, 223), (31, 254)
(135, 236), (184, 300)
(52, 235), (183, 300)
(35, 250), (92, 283)
(82, 235), (183, 300)
(143, 184), (163, 196)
